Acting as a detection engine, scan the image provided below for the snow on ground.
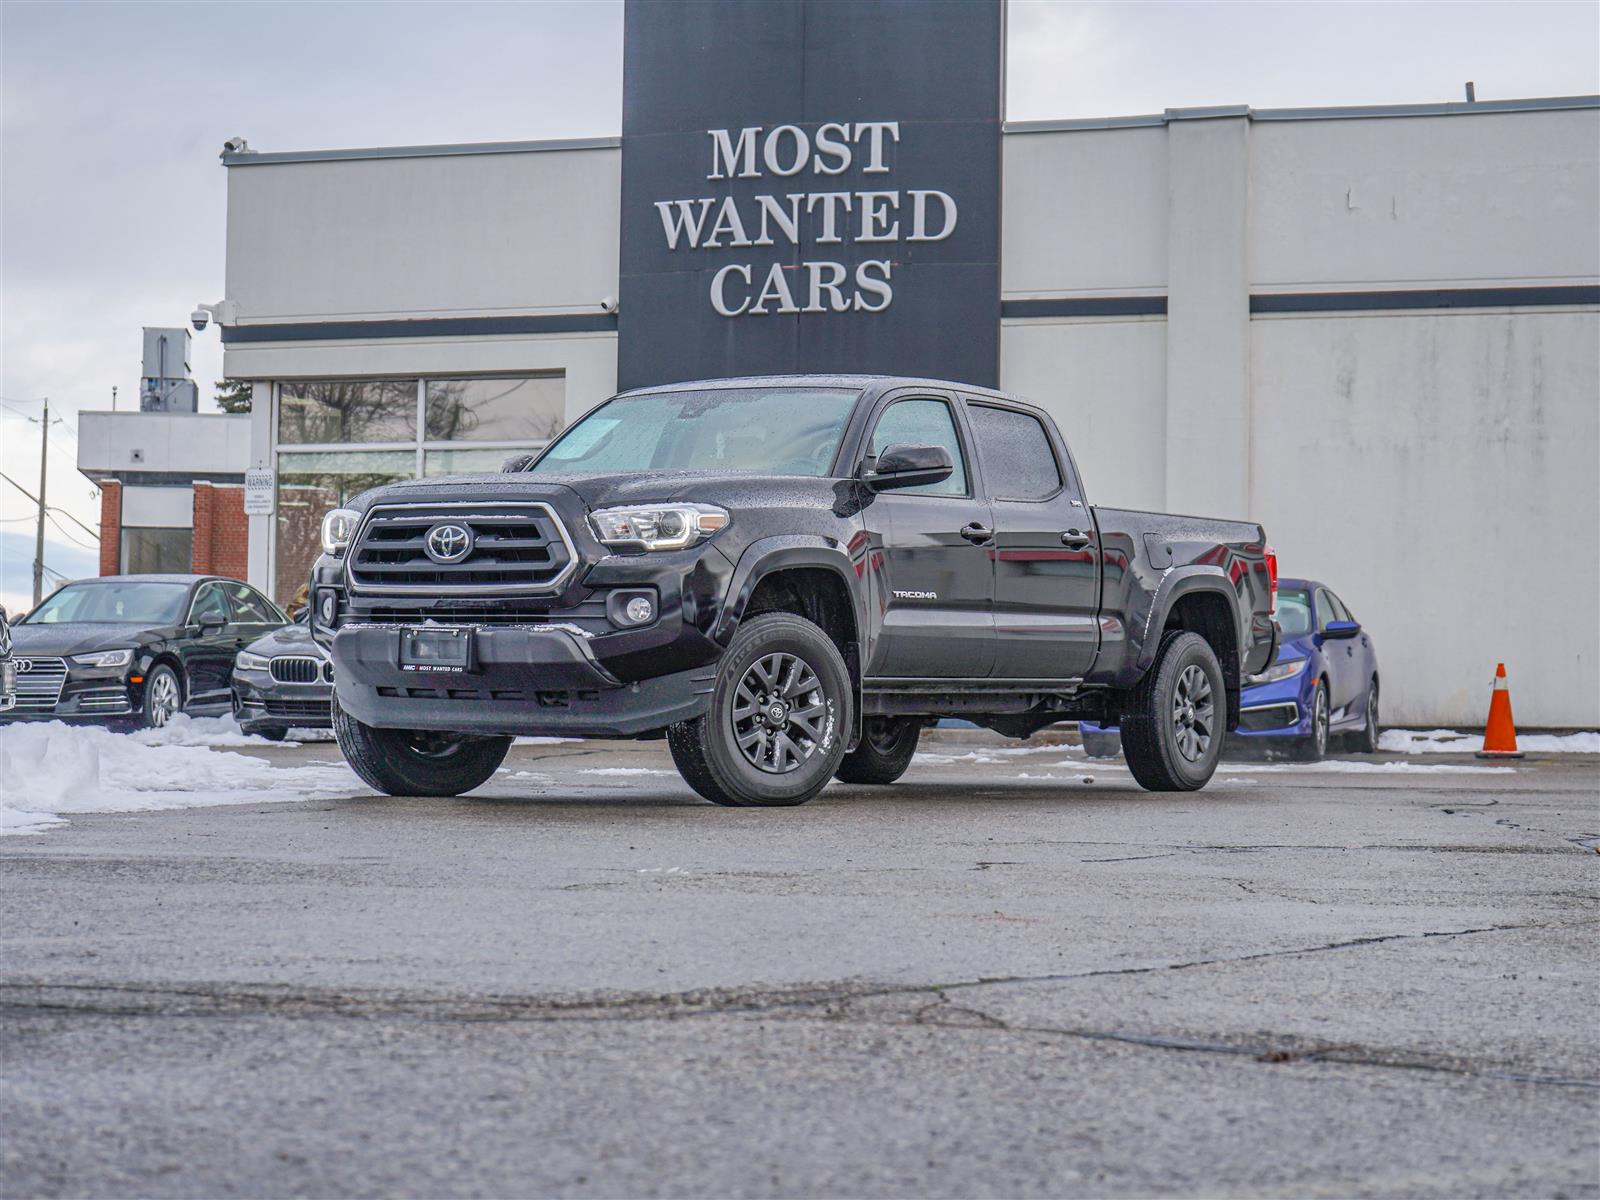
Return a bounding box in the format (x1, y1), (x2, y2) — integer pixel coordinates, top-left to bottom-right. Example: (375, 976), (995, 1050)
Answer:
(1380, 728), (1600, 754)
(0, 720), (360, 837)
(1217, 760), (1516, 775)
(129, 714), (334, 747)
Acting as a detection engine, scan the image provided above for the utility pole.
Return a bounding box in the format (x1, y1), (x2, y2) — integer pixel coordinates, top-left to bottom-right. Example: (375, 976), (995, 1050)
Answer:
(33, 397), (50, 605)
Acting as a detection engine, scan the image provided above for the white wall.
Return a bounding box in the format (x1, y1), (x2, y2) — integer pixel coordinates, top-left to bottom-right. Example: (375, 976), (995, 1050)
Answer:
(225, 146), (621, 322)
(77, 412), (250, 476)
(120, 485), (194, 528)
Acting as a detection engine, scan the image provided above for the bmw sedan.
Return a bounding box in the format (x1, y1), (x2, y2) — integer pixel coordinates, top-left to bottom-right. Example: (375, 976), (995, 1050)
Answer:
(4, 575), (289, 728)
(231, 612), (333, 740)
(1081, 578), (1380, 761)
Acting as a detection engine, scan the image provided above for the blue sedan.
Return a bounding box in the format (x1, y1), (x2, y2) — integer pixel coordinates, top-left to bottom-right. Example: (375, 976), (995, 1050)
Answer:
(1082, 578), (1380, 761)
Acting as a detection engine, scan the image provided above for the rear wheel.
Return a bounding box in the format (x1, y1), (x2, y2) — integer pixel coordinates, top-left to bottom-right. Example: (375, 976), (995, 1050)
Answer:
(668, 612), (850, 807)
(1120, 631), (1226, 791)
(835, 717), (921, 784)
(1351, 680), (1380, 754)
(332, 699), (510, 796)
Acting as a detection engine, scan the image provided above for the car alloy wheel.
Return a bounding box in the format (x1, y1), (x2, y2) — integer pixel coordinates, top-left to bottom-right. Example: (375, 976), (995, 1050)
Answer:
(1170, 663), (1215, 763)
(731, 651), (828, 775)
(147, 669), (181, 727)
(1309, 683), (1329, 759)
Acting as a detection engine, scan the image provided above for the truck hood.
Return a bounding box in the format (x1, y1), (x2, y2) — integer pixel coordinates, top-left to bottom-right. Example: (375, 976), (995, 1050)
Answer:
(359, 470), (845, 511)
(10, 622), (171, 657)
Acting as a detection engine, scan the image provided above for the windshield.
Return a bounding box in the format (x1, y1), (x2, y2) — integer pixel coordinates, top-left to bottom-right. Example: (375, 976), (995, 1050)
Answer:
(25, 581), (189, 625)
(530, 387), (859, 477)
(1275, 588), (1313, 639)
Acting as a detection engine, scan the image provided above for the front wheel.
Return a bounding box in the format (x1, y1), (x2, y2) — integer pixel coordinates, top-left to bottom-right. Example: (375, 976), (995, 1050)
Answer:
(1080, 729), (1123, 759)
(142, 664), (183, 729)
(1119, 631), (1226, 791)
(1295, 681), (1330, 762)
(835, 717), (921, 785)
(668, 612), (851, 807)
(332, 699), (511, 796)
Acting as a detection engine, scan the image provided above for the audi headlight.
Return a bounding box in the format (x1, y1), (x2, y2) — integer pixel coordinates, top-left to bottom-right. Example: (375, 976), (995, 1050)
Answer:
(591, 503), (729, 551)
(1248, 656), (1307, 686)
(236, 650), (271, 672)
(72, 648), (134, 669)
(320, 508), (361, 554)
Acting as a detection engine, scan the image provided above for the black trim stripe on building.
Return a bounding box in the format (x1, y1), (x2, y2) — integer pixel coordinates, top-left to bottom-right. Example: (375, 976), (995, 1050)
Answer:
(220, 313), (619, 344)
(1250, 285), (1600, 313)
(1003, 285), (1598, 321)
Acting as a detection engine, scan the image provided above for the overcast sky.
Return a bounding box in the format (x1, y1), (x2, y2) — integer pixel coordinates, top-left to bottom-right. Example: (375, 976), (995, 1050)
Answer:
(2, 0), (1596, 610)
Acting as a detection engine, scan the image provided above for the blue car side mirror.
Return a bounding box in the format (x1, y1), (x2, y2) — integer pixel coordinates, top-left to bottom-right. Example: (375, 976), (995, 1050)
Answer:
(1322, 620), (1362, 640)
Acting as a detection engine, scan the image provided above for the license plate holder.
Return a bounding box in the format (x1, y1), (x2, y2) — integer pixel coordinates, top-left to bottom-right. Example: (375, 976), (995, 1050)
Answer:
(398, 626), (474, 674)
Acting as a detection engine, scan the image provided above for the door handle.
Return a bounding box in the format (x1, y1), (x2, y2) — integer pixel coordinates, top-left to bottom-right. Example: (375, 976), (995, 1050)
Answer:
(1060, 528), (1092, 549)
(959, 522), (994, 545)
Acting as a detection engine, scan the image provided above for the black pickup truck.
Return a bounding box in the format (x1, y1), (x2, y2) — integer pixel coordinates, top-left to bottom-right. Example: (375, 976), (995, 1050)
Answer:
(311, 376), (1277, 806)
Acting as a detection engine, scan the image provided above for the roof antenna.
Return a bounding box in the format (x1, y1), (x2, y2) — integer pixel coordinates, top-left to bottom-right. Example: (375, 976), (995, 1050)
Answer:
(1464, 81), (1476, 102)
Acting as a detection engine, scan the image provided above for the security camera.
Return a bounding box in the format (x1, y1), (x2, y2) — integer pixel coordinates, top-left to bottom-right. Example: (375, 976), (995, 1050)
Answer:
(599, 295), (618, 314)
(191, 308), (212, 332)
(221, 136), (250, 156)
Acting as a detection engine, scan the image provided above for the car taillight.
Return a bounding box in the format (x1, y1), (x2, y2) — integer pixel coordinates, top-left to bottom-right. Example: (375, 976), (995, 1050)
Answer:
(1265, 545), (1279, 610)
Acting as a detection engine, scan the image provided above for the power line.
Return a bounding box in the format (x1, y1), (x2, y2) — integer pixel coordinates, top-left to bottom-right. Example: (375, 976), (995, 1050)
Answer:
(45, 511), (98, 549)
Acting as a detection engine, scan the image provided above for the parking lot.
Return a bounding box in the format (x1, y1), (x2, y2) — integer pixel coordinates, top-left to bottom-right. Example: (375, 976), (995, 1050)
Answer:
(2, 731), (1596, 1199)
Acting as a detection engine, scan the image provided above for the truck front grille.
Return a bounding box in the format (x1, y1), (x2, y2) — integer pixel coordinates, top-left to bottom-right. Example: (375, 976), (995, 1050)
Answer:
(346, 502), (577, 595)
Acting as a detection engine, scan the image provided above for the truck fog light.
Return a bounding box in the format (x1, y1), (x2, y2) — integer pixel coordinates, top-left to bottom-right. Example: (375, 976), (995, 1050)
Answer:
(318, 590), (338, 625)
(607, 589), (659, 628)
(625, 596), (654, 624)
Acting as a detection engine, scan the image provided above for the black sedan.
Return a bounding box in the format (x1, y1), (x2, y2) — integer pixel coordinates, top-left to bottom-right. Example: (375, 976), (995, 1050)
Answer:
(231, 613), (333, 740)
(4, 575), (288, 728)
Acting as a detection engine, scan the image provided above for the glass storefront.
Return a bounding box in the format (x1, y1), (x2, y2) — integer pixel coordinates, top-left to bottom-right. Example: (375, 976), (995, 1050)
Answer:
(271, 374), (565, 606)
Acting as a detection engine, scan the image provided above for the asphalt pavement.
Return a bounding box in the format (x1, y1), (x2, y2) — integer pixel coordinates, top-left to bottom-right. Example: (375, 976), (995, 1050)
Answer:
(2, 732), (1596, 1199)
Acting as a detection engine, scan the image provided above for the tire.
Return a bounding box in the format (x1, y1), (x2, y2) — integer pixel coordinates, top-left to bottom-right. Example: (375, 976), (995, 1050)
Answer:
(1351, 680), (1380, 754)
(836, 716), (920, 784)
(331, 698), (511, 797)
(1120, 630), (1226, 792)
(253, 726), (288, 742)
(668, 612), (851, 807)
(142, 664), (184, 729)
(1296, 680), (1331, 762)
(1080, 730), (1122, 759)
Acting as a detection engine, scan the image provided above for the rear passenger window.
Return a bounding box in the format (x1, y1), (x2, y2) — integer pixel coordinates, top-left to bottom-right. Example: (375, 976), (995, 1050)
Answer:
(868, 398), (968, 497)
(967, 405), (1062, 500)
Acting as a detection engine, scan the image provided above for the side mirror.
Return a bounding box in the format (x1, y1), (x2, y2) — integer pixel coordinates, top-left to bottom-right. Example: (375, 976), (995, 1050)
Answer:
(198, 614), (227, 634)
(1322, 620), (1361, 640)
(862, 443), (954, 492)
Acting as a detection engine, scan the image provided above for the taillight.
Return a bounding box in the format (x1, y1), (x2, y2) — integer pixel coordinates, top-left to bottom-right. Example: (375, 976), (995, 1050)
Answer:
(1265, 545), (1279, 610)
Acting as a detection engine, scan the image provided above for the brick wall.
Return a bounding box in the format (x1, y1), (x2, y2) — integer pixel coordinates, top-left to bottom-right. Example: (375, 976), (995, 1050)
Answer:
(191, 482), (249, 580)
(98, 481), (122, 575)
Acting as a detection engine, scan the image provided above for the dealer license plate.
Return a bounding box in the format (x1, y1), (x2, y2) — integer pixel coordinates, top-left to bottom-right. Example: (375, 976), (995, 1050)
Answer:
(398, 626), (473, 673)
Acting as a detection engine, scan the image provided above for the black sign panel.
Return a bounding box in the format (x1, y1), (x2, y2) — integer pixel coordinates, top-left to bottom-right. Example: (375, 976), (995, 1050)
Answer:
(618, 0), (1002, 391)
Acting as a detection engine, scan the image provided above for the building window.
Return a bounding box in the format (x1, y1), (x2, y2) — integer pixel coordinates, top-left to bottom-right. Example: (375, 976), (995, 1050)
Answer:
(122, 527), (193, 574)
(270, 374), (565, 606)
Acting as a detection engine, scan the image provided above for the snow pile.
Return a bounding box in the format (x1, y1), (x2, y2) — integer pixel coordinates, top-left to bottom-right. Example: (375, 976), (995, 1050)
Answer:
(1380, 728), (1600, 754)
(0, 721), (360, 837)
(129, 714), (334, 747)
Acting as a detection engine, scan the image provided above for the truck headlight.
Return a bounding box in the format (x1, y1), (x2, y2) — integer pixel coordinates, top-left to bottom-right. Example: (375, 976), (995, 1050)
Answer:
(591, 504), (729, 551)
(1248, 656), (1307, 685)
(320, 508), (361, 554)
(71, 647), (134, 669)
(236, 650), (271, 672)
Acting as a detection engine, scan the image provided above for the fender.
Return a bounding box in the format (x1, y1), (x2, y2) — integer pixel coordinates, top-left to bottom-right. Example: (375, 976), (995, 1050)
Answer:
(1133, 567), (1245, 673)
(714, 535), (870, 652)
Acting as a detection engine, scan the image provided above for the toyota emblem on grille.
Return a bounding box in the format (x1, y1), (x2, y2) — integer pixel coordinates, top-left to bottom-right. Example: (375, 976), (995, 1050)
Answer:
(424, 522), (475, 564)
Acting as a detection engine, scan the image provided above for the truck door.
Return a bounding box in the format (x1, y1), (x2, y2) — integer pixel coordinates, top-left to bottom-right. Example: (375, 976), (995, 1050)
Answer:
(858, 393), (994, 679)
(964, 399), (1101, 681)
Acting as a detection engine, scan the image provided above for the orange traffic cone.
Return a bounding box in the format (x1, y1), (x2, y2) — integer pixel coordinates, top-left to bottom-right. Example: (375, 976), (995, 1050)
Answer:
(1476, 663), (1524, 759)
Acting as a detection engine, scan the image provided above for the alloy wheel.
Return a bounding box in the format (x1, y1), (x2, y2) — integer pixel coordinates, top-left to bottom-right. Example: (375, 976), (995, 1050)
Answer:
(1171, 663), (1215, 762)
(149, 671), (180, 727)
(1312, 685), (1329, 756)
(731, 651), (829, 774)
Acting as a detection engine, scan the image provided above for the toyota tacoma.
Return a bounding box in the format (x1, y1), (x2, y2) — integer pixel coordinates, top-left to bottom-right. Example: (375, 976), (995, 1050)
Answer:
(310, 375), (1278, 806)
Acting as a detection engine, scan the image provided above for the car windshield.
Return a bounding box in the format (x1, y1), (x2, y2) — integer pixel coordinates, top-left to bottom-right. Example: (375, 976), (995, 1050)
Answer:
(1275, 588), (1313, 638)
(529, 387), (859, 477)
(25, 581), (189, 625)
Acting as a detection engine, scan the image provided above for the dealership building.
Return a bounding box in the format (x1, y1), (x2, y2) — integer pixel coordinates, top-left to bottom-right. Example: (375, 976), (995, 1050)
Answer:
(207, 2), (1598, 727)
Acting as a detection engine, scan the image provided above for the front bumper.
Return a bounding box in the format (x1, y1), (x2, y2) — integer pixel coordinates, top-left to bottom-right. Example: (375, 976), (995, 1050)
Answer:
(232, 671), (334, 730)
(330, 623), (717, 738)
(0, 661), (137, 722)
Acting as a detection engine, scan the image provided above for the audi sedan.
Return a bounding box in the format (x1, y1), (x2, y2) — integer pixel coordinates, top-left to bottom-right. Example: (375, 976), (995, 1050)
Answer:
(3, 575), (289, 728)
(231, 612), (333, 740)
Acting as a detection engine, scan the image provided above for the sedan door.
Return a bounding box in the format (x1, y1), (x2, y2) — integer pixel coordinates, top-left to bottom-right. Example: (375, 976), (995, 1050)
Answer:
(181, 581), (237, 709)
(1319, 587), (1373, 725)
(964, 400), (1101, 682)
(858, 393), (994, 680)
